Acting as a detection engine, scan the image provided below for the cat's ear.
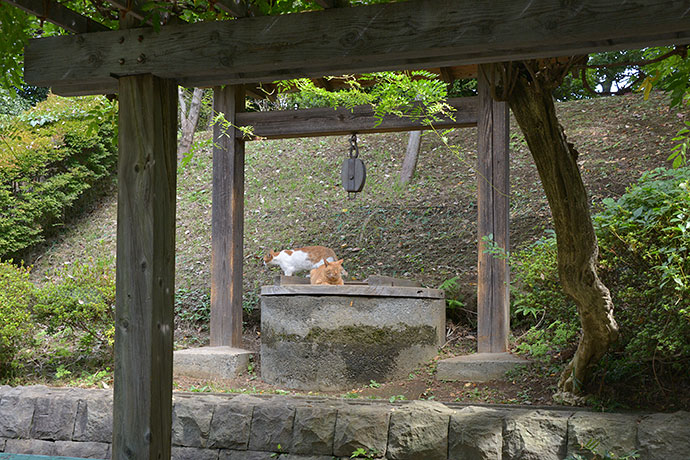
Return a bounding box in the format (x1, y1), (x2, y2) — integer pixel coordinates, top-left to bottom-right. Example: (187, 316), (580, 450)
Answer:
(323, 259), (330, 266)
(336, 259), (344, 265)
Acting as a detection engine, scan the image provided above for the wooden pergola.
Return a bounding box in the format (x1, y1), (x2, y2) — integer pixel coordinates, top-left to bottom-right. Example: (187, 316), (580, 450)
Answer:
(11, 0), (690, 458)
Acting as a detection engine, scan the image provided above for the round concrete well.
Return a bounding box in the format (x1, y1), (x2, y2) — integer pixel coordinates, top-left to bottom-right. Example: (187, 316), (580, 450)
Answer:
(260, 284), (445, 390)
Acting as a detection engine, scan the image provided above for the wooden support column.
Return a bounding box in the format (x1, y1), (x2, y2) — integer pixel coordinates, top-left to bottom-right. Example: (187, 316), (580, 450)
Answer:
(211, 85), (246, 347)
(113, 74), (177, 459)
(476, 64), (510, 354)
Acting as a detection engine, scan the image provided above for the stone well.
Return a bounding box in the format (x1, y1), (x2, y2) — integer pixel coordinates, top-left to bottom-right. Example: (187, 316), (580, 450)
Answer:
(260, 283), (445, 390)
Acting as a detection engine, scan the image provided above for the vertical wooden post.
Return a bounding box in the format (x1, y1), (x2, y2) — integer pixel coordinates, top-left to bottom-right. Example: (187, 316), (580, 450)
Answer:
(211, 85), (246, 348)
(113, 74), (177, 460)
(476, 64), (510, 354)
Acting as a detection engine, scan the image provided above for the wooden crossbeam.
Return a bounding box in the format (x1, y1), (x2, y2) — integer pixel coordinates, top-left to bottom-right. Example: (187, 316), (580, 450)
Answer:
(25, 0), (690, 95)
(1, 0), (109, 33)
(235, 96), (478, 139)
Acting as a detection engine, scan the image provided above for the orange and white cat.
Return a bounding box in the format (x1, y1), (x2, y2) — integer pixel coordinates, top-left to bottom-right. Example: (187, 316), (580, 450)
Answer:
(264, 245), (339, 276)
(310, 259), (345, 285)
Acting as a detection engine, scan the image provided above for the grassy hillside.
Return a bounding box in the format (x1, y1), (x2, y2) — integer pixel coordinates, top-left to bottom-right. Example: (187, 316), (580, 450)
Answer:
(13, 91), (689, 409)
(28, 91), (684, 346)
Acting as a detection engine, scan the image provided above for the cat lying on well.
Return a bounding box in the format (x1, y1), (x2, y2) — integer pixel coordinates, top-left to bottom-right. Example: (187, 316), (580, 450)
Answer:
(310, 258), (345, 285)
(264, 245), (347, 277)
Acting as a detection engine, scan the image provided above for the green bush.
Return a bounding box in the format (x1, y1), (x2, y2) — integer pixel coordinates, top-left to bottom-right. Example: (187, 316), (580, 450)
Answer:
(438, 276), (470, 324)
(510, 232), (579, 362)
(511, 230), (577, 329)
(34, 256), (115, 354)
(0, 260), (36, 375)
(596, 167), (690, 377)
(511, 166), (690, 380)
(0, 94), (117, 258)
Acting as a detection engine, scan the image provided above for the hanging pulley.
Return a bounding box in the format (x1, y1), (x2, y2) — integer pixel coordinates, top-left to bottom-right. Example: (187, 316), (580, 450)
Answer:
(341, 133), (366, 197)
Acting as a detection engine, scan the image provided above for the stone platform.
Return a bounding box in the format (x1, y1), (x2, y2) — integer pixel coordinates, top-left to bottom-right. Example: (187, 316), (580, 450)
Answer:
(437, 352), (529, 382)
(173, 346), (253, 380)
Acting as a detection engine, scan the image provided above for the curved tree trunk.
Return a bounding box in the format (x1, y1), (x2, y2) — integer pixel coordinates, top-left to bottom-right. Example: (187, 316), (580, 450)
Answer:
(506, 69), (619, 396)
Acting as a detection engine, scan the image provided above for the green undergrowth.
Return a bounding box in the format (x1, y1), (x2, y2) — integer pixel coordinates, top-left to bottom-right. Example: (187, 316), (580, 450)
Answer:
(512, 166), (690, 401)
(0, 261), (35, 375)
(0, 257), (114, 379)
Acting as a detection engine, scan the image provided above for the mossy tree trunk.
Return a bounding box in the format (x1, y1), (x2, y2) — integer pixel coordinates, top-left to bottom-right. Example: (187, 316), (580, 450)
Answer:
(499, 61), (619, 395)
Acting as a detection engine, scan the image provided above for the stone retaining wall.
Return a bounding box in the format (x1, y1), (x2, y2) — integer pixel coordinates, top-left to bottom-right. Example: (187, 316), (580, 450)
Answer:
(0, 386), (688, 459)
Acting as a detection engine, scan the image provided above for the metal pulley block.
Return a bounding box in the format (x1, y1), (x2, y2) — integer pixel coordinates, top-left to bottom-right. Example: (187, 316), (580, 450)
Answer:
(341, 133), (366, 196)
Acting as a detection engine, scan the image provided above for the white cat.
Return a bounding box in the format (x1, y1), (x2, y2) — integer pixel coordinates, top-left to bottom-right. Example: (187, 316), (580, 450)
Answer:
(264, 245), (347, 277)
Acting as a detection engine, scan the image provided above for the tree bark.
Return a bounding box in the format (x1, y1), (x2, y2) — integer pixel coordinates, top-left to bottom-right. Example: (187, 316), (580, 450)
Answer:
(178, 87), (204, 159)
(400, 130), (422, 185)
(504, 65), (619, 396)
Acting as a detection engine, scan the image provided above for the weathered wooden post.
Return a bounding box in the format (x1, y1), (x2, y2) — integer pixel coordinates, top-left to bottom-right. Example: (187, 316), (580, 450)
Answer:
(476, 64), (510, 353)
(211, 85), (246, 348)
(113, 74), (177, 459)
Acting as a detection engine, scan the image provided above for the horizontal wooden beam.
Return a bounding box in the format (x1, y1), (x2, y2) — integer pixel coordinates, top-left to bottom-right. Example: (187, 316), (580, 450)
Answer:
(26, 0), (690, 94)
(235, 97), (478, 140)
(1, 0), (109, 33)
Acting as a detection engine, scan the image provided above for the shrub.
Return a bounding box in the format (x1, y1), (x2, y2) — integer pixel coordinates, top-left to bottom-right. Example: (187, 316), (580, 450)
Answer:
(34, 256), (115, 355)
(438, 276), (471, 324)
(0, 94), (116, 258)
(511, 166), (690, 380)
(0, 260), (35, 375)
(596, 167), (690, 377)
(510, 232), (579, 363)
(510, 230), (577, 329)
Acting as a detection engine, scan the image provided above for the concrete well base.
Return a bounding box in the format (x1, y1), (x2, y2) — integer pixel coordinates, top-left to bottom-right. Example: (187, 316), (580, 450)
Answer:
(436, 352), (529, 382)
(260, 284), (446, 391)
(173, 346), (253, 380)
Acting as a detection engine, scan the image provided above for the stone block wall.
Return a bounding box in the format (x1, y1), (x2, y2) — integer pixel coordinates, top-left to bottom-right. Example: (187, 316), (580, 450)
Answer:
(0, 386), (688, 459)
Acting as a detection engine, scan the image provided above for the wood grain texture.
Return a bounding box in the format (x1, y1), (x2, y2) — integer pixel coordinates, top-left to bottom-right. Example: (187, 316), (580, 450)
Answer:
(476, 65), (510, 354)
(235, 97), (477, 139)
(113, 74), (177, 460)
(365, 275), (422, 287)
(261, 285), (445, 299)
(210, 85), (245, 348)
(0, 0), (109, 33)
(25, 0), (690, 94)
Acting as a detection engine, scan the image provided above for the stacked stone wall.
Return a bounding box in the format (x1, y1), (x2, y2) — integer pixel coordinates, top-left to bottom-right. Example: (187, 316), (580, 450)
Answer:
(0, 386), (688, 459)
